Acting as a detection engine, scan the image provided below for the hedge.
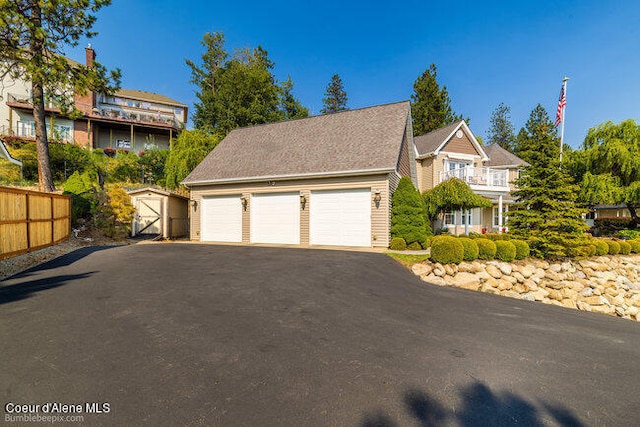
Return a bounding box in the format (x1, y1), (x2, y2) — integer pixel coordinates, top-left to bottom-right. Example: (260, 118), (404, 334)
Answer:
(495, 240), (516, 262)
(606, 240), (621, 255)
(430, 236), (464, 265)
(630, 239), (640, 254)
(593, 239), (609, 256)
(458, 237), (479, 261)
(510, 239), (530, 260)
(484, 233), (504, 241)
(584, 244), (597, 257)
(476, 238), (497, 260)
(407, 241), (422, 251)
(619, 241), (631, 255)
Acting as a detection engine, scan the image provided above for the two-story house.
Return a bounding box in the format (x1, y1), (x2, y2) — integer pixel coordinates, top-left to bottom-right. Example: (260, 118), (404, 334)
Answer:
(1, 46), (187, 151)
(182, 101), (527, 249)
(415, 120), (527, 235)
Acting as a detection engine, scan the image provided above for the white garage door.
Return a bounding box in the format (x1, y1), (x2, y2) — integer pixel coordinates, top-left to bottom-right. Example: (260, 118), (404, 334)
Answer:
(250, 193), (300, 244)
(200, 196), (242, 242)
(310, 189), (371, 247)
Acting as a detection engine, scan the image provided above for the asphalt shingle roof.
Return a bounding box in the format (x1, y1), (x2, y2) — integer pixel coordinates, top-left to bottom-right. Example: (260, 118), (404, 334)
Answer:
(183, 101), (410, 185)
(413, 121), (463, 156)
(116, 89), (186, 107)
(483, 144), (528, 167)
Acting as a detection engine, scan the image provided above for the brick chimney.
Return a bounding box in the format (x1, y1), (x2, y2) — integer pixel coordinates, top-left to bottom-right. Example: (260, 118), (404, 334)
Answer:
(75, 44), (97, 116)
(85, 43), (96, 67)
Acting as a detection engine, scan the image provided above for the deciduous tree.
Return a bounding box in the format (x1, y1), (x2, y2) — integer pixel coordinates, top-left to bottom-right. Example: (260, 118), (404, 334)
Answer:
(580, 120), (640, 225)
(0, 0), (120, 191)
(410, 64), (464, 136)
(164, 130), (220, 189)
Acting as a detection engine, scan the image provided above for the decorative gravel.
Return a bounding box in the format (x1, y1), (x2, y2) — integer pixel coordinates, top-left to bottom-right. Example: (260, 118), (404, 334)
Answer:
(1, 234), (128, 281)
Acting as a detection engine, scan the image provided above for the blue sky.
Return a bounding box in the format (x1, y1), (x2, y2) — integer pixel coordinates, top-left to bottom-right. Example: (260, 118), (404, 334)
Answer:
(67, 0), (640, 148)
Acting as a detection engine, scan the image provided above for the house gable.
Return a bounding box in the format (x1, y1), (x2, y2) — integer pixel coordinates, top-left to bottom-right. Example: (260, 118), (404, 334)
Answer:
(440, 130), (481, 157)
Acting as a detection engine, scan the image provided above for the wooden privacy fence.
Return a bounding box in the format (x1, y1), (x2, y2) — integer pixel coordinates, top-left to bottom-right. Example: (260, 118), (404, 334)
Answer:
(0, 186), (71, 260)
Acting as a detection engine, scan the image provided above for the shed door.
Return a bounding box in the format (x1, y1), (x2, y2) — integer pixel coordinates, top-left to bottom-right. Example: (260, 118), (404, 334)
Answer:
(250, 193), (300, 244)
(201, 196), (242, 242)
(310, 189), (371, 247)
(136, 197), (163, 235)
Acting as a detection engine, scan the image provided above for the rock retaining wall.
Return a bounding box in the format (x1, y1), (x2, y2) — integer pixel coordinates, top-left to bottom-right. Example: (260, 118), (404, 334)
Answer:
(411, 255), (640, 321)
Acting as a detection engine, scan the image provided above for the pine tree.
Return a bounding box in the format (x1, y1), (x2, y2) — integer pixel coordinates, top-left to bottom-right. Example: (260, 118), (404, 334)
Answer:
(321, 74), (348, 114)
(280, 76), (309, 120)
(508, 104), (588, 258)
(486, 102), (516, 152)
(187, 32), (308, 134)
(0, 0), (120, 191)
(410, 64), (464, 136)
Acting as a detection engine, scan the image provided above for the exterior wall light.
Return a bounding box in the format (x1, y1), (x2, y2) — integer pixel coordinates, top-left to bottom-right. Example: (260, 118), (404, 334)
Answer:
(241, 196), (248, 211)
(191, 200), (198, 212)
(373, 190), (382, 208)
(300, 193), (307, 210)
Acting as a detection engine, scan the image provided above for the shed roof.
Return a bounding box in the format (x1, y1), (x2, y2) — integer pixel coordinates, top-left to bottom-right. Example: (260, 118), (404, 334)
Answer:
(183, 101), (411, 185)
(127, 187), (189, 200)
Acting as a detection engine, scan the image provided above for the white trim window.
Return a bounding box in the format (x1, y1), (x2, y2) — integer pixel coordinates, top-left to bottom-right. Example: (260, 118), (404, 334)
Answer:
(444, 209), (475, 226)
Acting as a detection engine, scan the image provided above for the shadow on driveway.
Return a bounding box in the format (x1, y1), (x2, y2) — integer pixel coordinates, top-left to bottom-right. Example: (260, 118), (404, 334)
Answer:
(0, 271), (97, 305)
(362, 382), (584, 426)
(2, 246), (115, 281)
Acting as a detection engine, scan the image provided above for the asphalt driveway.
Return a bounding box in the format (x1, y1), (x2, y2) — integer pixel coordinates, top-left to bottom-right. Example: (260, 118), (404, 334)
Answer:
(1, 244), (638, 426)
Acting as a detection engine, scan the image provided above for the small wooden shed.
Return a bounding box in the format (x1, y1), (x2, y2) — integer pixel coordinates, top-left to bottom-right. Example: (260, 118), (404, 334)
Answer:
(128, 187), (189, 239)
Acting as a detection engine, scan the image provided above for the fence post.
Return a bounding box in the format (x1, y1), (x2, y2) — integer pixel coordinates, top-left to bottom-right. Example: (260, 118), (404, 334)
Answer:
(25, 192), (31, 251)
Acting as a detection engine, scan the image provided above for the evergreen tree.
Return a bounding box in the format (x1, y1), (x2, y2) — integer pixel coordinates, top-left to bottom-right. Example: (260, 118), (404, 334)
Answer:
(187, 32), (308, 134)
(0, 0), (120, 191)
(410, 64), (464, 136)
(508, 105), (588, 258)
(486, 102), (516, 152)
(280, 76), (309, 120)
(321, 74), (348, 114)
(391, 177), (431, 247)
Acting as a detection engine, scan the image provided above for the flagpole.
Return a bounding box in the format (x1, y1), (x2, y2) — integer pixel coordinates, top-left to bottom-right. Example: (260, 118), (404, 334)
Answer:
(559, 77), (569, 163)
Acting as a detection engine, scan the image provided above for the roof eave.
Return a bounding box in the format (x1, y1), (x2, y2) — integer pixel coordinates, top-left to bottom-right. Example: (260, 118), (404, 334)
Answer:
(182, 167), (396, 187)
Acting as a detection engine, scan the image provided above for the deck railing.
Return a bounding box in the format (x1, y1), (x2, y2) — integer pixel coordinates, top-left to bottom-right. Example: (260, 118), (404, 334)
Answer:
(440, 167), (508, 189)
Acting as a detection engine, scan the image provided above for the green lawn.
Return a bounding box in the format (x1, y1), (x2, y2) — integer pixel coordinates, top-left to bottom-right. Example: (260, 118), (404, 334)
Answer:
(386, 253), (430, 268)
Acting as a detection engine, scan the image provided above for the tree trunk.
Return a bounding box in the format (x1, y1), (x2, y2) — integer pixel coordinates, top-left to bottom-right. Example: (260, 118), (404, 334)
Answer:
(627, 203), (640, 227)
(32, 83), (55, 191)
(29, 0), (55, 192)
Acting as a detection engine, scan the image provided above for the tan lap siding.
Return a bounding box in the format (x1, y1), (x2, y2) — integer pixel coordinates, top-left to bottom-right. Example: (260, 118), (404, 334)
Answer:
(441, 132), (480, 156)
(190, 174), (390, 247)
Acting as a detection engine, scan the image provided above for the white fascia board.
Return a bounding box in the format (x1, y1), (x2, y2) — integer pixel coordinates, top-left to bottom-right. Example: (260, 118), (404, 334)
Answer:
(459, 121), (490, 161)
(182, 167), (395, 187)
(432, 122), (464, 155)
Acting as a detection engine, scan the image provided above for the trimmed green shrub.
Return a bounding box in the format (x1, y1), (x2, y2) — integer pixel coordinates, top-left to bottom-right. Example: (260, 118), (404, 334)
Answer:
(484, 233), (504, 241)
(391, 177), (431, 247)
(495, 240), (516, 262)
(619, 241), (631, 255)
(390, 237), (407, 251)
(421, 236), (433, 249)
(468, 232), (482, 239)
(619, 229), (640, 240)
(458, 237), (479, 261)
(585, 244), (597, 257)
(594, 239), (609, 256)
(476, 238), (497, 260)
(407, 241), (422, 251)
(63, 170), (98, 223)
(606, 240), (621, 255)
(510, 239), (530, 260)
(430, 236), (464, 265)
(629, 239), (640, 254)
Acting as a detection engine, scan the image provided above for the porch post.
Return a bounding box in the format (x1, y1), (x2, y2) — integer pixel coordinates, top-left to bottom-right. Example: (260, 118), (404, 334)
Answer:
(454, 210), (458, 236)
(464, 209), (469, 235)
(498, 195), (503, 233)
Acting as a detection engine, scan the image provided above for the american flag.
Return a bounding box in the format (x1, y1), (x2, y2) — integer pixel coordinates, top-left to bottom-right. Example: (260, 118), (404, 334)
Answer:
(555, 83), (566, 127)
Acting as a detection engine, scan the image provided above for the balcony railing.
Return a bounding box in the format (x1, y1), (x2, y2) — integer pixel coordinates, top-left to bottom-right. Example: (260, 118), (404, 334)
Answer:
(440, 166), (508, 189)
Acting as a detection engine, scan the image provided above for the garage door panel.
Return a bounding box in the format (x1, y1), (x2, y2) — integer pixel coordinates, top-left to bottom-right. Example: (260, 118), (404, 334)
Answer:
(201, 196), (242, 242)
(251, 193), (300, 244)
(310, 189), (371, 247)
